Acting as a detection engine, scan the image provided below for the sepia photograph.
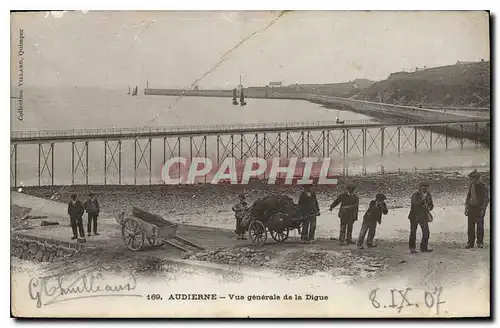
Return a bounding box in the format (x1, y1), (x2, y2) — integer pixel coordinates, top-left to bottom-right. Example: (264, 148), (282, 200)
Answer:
(10, 10), (491, 318)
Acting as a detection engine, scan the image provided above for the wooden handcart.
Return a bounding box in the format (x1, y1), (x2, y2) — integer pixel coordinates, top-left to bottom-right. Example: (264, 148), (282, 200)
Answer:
(116, 207), (180, 251)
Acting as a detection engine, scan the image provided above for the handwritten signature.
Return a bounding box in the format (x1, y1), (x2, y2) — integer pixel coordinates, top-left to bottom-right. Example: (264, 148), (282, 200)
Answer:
(29, 266), (141, 308)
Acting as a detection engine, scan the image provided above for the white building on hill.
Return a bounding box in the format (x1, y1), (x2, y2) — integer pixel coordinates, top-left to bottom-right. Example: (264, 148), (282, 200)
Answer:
(268, 81), (283, 88)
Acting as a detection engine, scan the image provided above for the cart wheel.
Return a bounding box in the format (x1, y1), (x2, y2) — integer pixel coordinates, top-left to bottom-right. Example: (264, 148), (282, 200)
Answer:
(248, 220), (267, 246)
(270, 228), (289, 243)
(122, 218), (144, 251)
(147, 236), (165, 247)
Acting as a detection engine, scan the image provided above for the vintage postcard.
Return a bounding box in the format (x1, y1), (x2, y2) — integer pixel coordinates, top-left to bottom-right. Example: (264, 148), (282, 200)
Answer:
(10, 10), (491, 318)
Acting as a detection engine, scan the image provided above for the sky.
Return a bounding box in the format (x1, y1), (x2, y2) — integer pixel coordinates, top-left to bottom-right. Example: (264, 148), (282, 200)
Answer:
(10, 11), (490, 89)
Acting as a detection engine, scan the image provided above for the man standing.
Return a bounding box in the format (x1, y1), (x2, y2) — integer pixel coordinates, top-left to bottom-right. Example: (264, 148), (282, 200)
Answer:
(84, 192), (100, 236)
(68, 194), (85, 242)
(298, 184), (320, 243)
(465, 170), (489, 248)
(408, 181), (434, 253)
(232, 193), (248, 240)
(357, 193), (388, 249)
(329, 182), (359, 245)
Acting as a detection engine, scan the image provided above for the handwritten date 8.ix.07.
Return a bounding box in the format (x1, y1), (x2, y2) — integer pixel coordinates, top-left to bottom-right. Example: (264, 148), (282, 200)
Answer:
(369, 287), (445, 315)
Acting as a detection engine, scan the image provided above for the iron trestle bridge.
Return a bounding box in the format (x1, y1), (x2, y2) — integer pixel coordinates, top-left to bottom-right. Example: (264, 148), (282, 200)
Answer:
(10, 118), (490, 187)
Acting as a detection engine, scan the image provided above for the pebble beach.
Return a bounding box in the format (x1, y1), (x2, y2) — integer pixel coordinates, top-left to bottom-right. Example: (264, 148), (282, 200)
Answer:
(20, 170), (490, 235)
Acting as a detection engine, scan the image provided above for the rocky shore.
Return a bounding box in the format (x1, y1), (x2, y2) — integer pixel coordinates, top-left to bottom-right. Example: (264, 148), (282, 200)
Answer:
(21, 170), (489, 219)
(181, 246), (388, 280)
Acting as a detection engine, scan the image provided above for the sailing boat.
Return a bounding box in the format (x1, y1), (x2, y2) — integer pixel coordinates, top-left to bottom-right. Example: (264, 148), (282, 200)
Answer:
(127, 86), (131, 95)
(132, 86), (138, 96)
(240, 88), (247, 106)
(232, 88), (238, 105)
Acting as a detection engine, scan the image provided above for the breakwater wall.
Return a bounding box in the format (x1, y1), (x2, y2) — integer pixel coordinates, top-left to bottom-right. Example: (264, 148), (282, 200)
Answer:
(145, 88), (474, 122)
(145, 89), (490, 144)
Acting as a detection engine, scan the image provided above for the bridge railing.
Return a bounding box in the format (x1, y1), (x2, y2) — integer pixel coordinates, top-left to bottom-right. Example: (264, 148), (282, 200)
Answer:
(11, 118), (490, 142)
(11, 119), (373, 140)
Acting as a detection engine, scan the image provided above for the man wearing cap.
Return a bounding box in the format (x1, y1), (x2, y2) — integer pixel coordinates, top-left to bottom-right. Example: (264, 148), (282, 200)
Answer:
(84, 192), (100, 236)
(67, 194), (85, 241)
(232, 193), (248, 240)
(408, 181), (434, 253)
(465, 170), (489, 248)
(330, 182), (359, 245)
(299, 184), (321, 243)
(357, 193), (388, 249)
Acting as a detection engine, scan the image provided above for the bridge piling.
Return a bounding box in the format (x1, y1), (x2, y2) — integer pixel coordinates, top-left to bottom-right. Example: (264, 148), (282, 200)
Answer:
(231, 135), (234, 159)
(414, 127), (418, 153)
(86, 142), (89, 185)
(71, 142), (74, 184)
(71, 141), (89, 185)
(38, 143), (54, 186)
(133, 138), (153, 185)
(381, 128), (385, 156)
(397, 127), (401, 156)
(204, 136), (207, 183)
(38, 144), (41, 186)
(150, 138), (153, 184)
(278, 133), (282, 159)
(301, 132), (305, 158)
(51, 143), (54, 186)
(430, 128), (433, 152)
(104, 141), (107, 185)
(322, 131), (326, 158)
(134, 139), (137, 185)
(255, 133), (259, 158)
(240, 134), (243, 160)
(119, 140), (122, 185)
(343, 129), (347, 176)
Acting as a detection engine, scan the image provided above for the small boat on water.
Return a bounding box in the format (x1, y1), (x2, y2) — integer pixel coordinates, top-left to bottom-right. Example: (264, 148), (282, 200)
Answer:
(127, 86), (131, 95)
(336, 111), (344, 124)
(232, 88), (239, 105)
(240, 88), (247, 106)
(132, 86), (138, 96)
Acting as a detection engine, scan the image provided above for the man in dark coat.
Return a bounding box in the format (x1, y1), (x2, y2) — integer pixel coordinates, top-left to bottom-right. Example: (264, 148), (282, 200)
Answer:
(408, 181), (434, 253)
(465, 170), (489, 248)
(298, 184), (320, 243)
(232, 193), (248, 240)
(84, 192), (100, 236)
(357, 193), (388, 249)
(329, 182), (359, 245)
(68, 194), (85, 241)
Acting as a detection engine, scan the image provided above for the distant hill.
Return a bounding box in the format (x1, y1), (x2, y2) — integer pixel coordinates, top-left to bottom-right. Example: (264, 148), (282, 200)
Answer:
(354, 61), (490, 107)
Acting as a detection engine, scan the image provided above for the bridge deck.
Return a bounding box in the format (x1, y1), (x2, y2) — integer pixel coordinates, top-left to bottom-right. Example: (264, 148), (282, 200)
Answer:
(11, 118), (490, 144)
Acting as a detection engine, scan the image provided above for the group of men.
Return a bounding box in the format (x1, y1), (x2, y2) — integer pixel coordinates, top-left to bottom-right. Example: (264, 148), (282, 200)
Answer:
(297, 183), (388, 250)
(67, 192), (100, 242)
(232, 170), (489, 252)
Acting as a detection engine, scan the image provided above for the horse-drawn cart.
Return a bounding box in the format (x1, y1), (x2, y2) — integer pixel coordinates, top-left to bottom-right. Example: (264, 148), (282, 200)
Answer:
(241, 195), (307, 246)
(116, 207), (179, 251)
